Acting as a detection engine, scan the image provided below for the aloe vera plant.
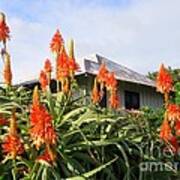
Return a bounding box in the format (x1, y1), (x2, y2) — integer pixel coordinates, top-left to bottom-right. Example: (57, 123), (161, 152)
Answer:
(0, 12), (180, 180)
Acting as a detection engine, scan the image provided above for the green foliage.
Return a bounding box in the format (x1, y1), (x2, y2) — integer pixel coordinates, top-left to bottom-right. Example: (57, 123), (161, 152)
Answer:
(0, 86), (179, 180)
(174, 82), (180, 105)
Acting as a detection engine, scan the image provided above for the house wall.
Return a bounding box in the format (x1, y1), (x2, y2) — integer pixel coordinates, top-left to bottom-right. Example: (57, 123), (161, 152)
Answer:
(118, 81), (164, 109)
(77, 74), (164, 109)
(75, 74), (91, 104)
(21, 74), (163, 109)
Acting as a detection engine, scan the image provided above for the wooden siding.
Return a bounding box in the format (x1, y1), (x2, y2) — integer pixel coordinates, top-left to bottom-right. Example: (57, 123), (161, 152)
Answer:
(77, 75), (164, 109)
(118, 81), (163, 108)
(19, 74), (163, 109)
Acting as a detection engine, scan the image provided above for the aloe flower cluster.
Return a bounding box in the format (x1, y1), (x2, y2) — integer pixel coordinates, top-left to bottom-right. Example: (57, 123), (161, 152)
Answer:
(1, 11), (180, 179)
(0, 13), (12, 86)
(91, 63), (120, 109)
(2, 111), (24, 159)
(49, 30), (78, 93)
(0, 12), (10, 45)
(30, 86), (57, 165)
(156, 64), (180, 153)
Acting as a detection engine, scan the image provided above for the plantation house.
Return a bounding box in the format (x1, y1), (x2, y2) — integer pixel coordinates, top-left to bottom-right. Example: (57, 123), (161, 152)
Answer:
(19, 54), (164, 109)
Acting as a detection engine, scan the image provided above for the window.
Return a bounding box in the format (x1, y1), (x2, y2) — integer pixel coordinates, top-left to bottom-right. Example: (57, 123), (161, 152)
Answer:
(125, 91), (140, 109)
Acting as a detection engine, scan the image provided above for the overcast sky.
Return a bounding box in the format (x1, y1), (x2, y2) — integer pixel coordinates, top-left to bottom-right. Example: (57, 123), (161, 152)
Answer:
(0, 0), (180, 83)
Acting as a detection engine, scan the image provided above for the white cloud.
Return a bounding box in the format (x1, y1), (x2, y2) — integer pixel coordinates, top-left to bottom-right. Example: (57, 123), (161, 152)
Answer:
(0, 0), (180, 83)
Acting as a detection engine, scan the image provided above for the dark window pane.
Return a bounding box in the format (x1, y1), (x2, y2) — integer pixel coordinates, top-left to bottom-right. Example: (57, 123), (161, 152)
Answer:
(125, 91), (140, 109)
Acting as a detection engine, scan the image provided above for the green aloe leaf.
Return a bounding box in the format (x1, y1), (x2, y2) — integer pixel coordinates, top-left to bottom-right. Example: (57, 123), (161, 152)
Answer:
(66, 156), (118, 180)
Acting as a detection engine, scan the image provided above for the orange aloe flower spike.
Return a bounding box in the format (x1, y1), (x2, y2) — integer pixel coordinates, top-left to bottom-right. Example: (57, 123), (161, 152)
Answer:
(30, 105), (57, 149)
(50, 29), (64, 54)
(32, 86), (40, 107)
(169, 136), (179, 153)
(97, 63), (109, 84)
(39, 70), (48, 92)
(30, 90), (57, 149)
(91, 78), (101, 104)
(167, 104), (180, 122)
(44, 59), (52, 84)
(56, 46), (69, 81)
(106, 72), (118, 91)
(175, 120), (180, 136)
(160, 119), (172, 142)
(109, 90), (120, 109)
(36, 145), (56, 166)
(156, 64), (173, 94)
(2, 111), (24, 159)
(44, 59), (52, 73)
(3, 52), (12, 86)
(0, 12), (10, 44)
(2, 135), (24, 159)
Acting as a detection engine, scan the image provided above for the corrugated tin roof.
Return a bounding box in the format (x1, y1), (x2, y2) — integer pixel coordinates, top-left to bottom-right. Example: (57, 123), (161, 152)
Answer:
(80, 54), (155, 87)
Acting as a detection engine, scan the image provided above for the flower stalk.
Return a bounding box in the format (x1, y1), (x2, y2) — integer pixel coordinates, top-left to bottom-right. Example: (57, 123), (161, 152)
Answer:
(3, 52), (12, 86)
(156, 63), (180, 153)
